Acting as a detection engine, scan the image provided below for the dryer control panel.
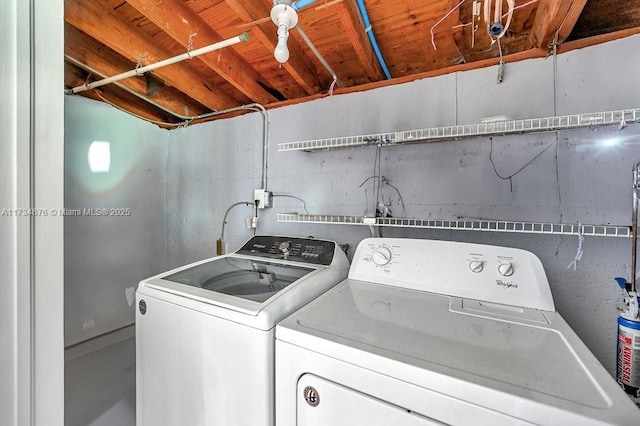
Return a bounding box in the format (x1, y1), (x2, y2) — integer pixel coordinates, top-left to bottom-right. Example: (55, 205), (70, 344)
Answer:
(349, 238), (554, 311)
(237, 235), (336, 265)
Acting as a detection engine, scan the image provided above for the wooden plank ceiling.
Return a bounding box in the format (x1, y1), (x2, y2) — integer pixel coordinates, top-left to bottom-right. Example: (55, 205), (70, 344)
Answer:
(64, 0), (640, 127)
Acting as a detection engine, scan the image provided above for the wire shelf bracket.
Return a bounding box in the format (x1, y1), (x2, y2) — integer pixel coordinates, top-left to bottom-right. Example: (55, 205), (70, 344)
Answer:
(277, 108), (640, 152)
(276, 214), (631, 238)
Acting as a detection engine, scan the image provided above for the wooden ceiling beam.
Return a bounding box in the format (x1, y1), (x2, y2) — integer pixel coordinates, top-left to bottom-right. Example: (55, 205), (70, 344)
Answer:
(225, 0), (319, 95)
(65, 0), (238, 112)
(336, 0), (384, 81)
(527, 0), (588, 48)
(125, 0), (277, 105)
(64, 23), (208, 117)
(555, 0), (588, 44)
(91, 88), (183, 128)
(65, 63), (182, 126)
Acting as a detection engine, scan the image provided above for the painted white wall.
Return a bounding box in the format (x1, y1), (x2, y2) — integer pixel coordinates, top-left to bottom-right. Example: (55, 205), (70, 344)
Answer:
(64, 96), (169, 346)
(60, 35), (640, 411)
(166, 34), (640, 377)
(1, 0), (64, 425)
(1, 4), (22, 423)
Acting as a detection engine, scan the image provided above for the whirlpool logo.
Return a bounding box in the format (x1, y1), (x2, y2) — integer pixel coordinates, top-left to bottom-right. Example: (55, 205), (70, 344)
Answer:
(496, 280), (518, 289)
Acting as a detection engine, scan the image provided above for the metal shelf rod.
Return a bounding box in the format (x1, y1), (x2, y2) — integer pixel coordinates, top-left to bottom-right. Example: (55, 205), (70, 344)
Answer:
(276, 214), (631, 238)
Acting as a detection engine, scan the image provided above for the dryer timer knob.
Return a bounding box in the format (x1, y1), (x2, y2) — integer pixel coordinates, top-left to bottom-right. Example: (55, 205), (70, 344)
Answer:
(372, 247), (392, 266)
(498, 263), (514, 277)
(468, 260), (484, 273)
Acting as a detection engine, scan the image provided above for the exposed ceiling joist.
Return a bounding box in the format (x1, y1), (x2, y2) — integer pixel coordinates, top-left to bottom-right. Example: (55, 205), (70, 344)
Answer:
(528, 0), (588, 48)
(63, 0), (640, 128)
(65, 0), (237, 111)
(125, 0), (277, 105)
(64, 23), (208, 118)
(225, 0), (319, 95)
(65, 61), (179, 125)
(336, 0), (384, 81)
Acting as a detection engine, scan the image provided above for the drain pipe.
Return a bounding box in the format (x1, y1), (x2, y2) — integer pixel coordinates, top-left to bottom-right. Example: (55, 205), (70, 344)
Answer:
(66, 32), (249, 95)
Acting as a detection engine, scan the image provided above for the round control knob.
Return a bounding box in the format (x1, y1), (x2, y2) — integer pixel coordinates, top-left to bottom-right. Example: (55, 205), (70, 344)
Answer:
(498, 263), (514, 277)
(372, 247), (392, 266)
(468, 260), (484, 273)
(278, 241), (290, 253)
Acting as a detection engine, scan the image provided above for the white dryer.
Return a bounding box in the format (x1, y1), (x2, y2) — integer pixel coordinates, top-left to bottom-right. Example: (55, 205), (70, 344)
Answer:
(275, 238), (640, 425)
(136, 235), (349, 426)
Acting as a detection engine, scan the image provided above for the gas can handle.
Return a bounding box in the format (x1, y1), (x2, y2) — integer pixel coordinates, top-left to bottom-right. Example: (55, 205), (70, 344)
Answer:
(615, 277), (632, 292)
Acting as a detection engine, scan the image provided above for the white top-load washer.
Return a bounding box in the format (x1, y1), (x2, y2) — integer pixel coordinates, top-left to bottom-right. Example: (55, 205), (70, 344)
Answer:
(275, 238), (640, 425)
(136, 235), (349, 426)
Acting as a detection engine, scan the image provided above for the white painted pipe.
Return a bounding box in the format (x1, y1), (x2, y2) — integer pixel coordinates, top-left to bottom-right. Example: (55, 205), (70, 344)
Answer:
(66, 32), (249, 95)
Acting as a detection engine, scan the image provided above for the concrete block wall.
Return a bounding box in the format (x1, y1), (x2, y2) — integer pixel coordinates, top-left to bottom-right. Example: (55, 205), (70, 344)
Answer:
(64, 35), (640, 376)
(64, 96), (168, 346)
(165, 34), (640, 376)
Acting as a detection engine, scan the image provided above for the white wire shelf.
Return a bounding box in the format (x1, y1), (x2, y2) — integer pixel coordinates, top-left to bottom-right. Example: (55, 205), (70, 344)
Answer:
(277, 108), (640, 152)
(277, 214), (632, 238)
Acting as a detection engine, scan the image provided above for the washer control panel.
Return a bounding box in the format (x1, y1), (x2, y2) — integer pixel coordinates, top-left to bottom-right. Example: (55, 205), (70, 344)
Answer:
(237, 235), (336, 265)
(349, 238), (554, 311)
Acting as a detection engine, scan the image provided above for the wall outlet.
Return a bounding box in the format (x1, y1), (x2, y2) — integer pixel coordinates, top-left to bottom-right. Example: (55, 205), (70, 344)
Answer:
(254, 189), (272, 209)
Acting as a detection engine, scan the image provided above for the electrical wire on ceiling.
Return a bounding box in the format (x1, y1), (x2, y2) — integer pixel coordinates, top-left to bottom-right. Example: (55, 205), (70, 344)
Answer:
(432, 0), (538, 51)
(484, 0), (515, 40)
(484, 0), (515, 82)
(431, 0), (467, 50)
(93, 90), (189, 128)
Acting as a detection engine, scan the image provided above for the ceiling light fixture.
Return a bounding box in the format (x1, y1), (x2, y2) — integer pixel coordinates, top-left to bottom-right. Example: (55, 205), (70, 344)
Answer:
(271, 0), (299, 64)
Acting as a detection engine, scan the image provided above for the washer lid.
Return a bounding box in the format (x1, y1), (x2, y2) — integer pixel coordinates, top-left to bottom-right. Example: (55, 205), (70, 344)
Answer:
(278, 279), (612, 410)
(162, 257), (313, 304)
(139, 255), (319, 318)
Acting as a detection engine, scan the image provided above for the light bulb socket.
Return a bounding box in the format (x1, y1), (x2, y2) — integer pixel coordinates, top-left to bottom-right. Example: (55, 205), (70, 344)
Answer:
(270, 3), (298, 28)
(271, 2), (297, 63)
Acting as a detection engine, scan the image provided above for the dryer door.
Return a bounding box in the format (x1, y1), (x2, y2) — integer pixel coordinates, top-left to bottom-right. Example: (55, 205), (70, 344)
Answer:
(296, 374), (444, 425)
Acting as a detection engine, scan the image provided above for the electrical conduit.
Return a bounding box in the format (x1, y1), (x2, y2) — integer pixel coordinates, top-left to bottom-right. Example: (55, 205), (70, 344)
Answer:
(64, 56), (269, 190)
(66, 33), (249, 95)
(292, 0), (391, 80)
